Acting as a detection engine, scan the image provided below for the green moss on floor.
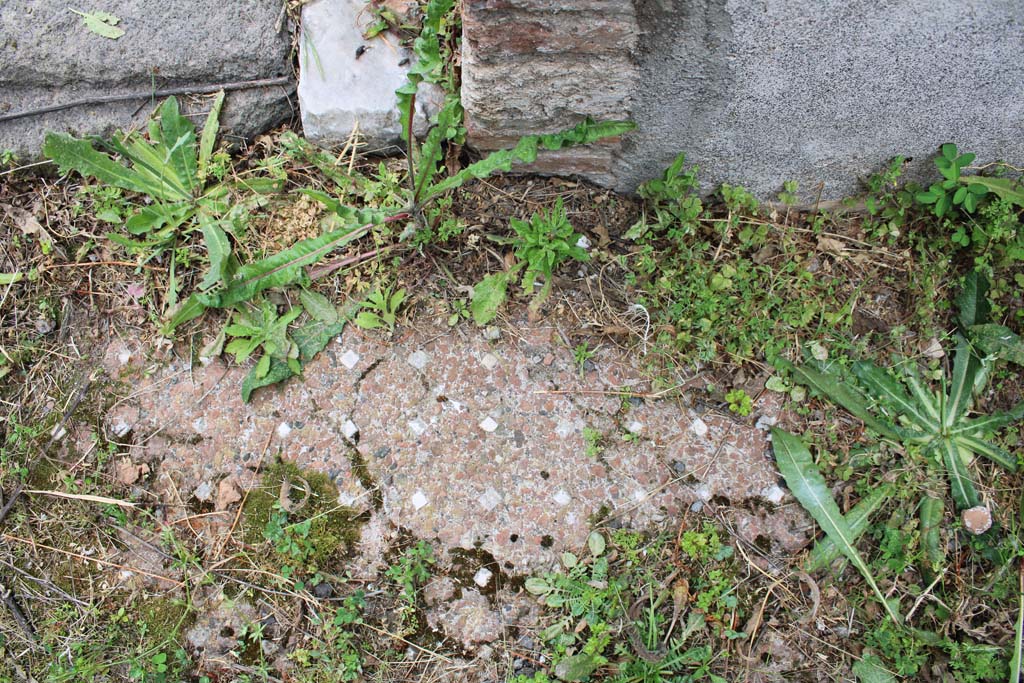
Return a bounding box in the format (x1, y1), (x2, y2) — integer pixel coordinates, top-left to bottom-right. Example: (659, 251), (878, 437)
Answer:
(241, 459), (364, 569)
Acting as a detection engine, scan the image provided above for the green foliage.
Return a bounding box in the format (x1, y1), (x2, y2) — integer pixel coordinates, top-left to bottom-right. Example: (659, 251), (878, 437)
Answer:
(771, 429), (901, 623)
(385, 540), (435, 631)
(224, 300), (303, 380)
(354, 286), (406, 332)
(632, 152), (703, 241)
(470, 271), (510, 326)
(777, 274), (1024, 512)
(582, 427), (604, 458)
(724, 389), (752, 416)
(915, 144), (987, 217)
(509, 198), (589, 301)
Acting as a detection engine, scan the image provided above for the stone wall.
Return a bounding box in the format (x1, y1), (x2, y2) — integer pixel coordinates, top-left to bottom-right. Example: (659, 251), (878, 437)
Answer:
(461, 0), (1024, 198)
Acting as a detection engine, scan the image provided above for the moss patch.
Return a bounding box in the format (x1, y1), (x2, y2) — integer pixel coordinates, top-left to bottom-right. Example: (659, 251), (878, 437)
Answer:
(241, 459), (364, 569)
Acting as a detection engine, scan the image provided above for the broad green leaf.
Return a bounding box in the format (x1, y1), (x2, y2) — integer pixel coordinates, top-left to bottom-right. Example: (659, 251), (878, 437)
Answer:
(944, 337), (980, 428)
(554, 652), (602, 682)
(956, 270), (991, 329)
(213, 223), (372, 307)
(354, 311), (384, 330)
(0, 272), (23, 285)
(199, 219), (232, 290)
(804, 483), (893, 573)
(950, 403), (1024, 438)
(852, 361), (933, 431)
(470, 271), (510, 326)
(960, 175), (1024, 209)
(852, 654), (896, 683)
(160, 293), (208, 335)
(44, 133), (164, 197)
(771, 428), (900, 623)
(197, 91), (225, 184)
(299, 289), (338, 324)
(241, 315), (348, 402)
(775, 359), (906, 442)
(970, 323), (1024, 365)
(106, 134), (192, 201)
(587, 531), (606, 557)
(524, 577), (550, 595)
(156, 97), (198, 195)
(70, 8), (125, 39)
(955, 435), (1018, 472)
(901, 363), (941, 422)
(414, 94), (460, 200)
(934, 439), (980, 510)
(919, 495), (945, 575)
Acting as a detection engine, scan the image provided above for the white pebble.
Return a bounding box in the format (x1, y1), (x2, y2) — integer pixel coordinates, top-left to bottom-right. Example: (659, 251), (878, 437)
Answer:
(690, 417), (708, 438)
(408, 418), (427, 436)
(755, 414), (777, 431)
(553, 490), (571, 506)
(342, 419), (359, 440)
(277, 422), (292, 439)
(576, 235), (592, 250)
(473, 567), (493, 588)
(627, 420), (644, 434)
(479, 416), (499, 433)
(407, 350), (429, 370)
(761, 484), (786, 504)
(340, 350), (360, 369)
(480, 353), (500, 370)
(411, 491), (429, 510)
(478, 487), (502, 512)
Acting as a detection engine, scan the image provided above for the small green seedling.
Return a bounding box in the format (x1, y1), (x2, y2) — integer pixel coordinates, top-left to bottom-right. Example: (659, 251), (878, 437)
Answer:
(355, 286), (406, 332)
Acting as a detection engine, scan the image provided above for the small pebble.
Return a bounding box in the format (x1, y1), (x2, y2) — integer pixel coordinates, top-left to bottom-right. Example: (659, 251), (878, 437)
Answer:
(690, 417), (709, 437)
(473, 567), (493, 588)
(276, 422), (292, 439)
(761, 484), (785, 504)
(479, 416), (499, 433)
(553, 490), (571, 506)
(407, 350), (429, 370)
(483, 326), (501, 341)
(411, 491), (429, 510)
(627, 420), (644, 434)
(962, 506), (993, 535)
(342, 419), (359, 439)
(480, 353), (500, 370)
(340, 349), (360, 369)
(755, 414), (777, 431)
(194, 481), (214, 502)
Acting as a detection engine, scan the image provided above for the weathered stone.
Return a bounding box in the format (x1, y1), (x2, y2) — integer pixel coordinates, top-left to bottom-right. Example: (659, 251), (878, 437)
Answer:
(461, 0), (1024, 197)
(298, 0), (444, 152)
(0, 0), (294, 160)
(460, 0), (637, 185)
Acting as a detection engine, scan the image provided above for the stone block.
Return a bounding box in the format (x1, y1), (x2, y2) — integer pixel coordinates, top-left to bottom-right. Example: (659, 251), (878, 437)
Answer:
(298, 0), (443, 153)
(0, 0), (294, 159)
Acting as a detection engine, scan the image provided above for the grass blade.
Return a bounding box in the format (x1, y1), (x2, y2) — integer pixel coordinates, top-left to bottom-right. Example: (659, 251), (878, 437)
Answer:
(771, 428), (901, 623)
(804, 483), (893, 572)
(776, 359), (906, 441)
(934, 438), (981, 510)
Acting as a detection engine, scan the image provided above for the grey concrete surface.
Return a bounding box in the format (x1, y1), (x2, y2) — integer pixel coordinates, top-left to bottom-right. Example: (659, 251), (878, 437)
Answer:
(460, 0), (1024, 198)
(0, 0), (294, 159)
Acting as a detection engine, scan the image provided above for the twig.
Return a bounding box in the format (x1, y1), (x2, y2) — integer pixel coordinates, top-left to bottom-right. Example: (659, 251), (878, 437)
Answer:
(20, 489), (136, 508)
(405, 92), (418, 204)
(0, 76), (293, 124)
(905, 568), (947, 622)
(532, 382), (694, 399)
(0, 580), (36, 643)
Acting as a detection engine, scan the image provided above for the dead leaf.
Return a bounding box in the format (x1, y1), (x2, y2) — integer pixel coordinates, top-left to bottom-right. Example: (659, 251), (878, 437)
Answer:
(215, 476), (243, 511)
(816, 236), (846, 255)
(2, 203), (55, 253)
(114, 458), (150, 486)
